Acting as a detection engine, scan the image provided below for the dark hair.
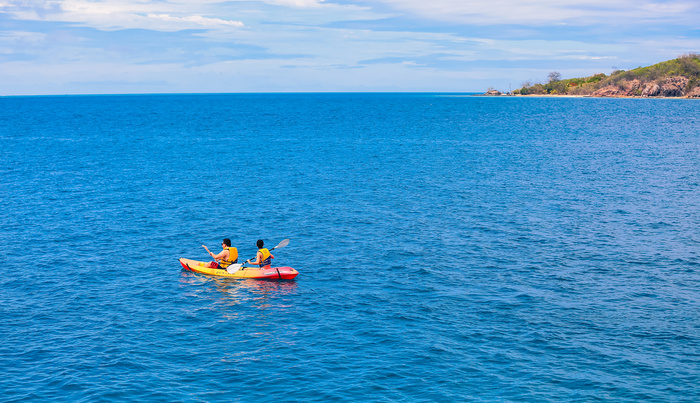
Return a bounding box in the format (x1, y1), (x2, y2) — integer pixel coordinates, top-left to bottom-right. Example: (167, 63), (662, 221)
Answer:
(223, 238), (231, 247)
(256, 239), (264, 248)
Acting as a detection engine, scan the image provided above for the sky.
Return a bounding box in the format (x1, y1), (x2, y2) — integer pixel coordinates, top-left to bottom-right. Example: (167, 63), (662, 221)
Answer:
(0, 0), (699, 94)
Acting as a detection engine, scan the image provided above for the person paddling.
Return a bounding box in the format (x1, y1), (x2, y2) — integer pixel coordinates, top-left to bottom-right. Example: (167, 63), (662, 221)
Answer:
(202, 238), (238, 269)
(246, 239), (274, 269)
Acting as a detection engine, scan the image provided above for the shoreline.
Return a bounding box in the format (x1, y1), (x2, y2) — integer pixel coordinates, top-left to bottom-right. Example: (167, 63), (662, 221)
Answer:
(481, 93), (700, 99)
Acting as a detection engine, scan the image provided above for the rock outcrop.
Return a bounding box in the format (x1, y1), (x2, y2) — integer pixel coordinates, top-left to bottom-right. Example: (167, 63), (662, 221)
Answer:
(592, 85), (626, 97)
(485, 89), (502, 96)
(590, 76), (693, 98)
(642, 83), (660, 97)
(687, 86), (700, 98)
(660, 76), (689, 97)
(624, 79), (642, 92)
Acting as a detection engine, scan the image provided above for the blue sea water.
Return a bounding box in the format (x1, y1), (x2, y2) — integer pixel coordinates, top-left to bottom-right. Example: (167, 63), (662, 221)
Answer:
(1, 93), (699, 402)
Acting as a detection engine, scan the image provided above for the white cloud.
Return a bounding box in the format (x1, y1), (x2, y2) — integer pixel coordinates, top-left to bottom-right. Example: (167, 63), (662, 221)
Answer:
(0, 0), (253, 33)
(1, 0), (376, 32)
(147, 14), (244, 28)
(4, 0), (699, 31)
(372, 0), (700, 25)
(263, 0), (326, 7)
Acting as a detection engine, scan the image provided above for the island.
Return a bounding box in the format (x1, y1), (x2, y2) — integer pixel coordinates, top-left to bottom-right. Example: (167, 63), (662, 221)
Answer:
(486, 54), (700, 98)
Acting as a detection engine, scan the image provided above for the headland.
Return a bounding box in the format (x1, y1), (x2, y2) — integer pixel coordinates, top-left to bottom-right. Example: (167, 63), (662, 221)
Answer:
(484, 54), (700, 98)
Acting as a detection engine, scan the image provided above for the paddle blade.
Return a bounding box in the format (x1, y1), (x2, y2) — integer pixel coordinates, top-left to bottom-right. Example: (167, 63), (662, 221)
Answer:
(273, 238), (290, 250)
(227, 264), (242, 273)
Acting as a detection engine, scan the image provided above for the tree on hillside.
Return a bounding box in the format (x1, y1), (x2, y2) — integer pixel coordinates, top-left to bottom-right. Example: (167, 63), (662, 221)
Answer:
(547, 71), (562, 83)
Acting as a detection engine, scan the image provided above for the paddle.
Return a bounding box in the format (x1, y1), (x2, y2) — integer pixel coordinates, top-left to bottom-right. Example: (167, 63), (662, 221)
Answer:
(227, 238), (290, 273)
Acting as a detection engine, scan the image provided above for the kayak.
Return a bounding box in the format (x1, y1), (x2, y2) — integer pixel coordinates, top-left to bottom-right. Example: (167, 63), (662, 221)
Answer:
(179, 258), (299, 280)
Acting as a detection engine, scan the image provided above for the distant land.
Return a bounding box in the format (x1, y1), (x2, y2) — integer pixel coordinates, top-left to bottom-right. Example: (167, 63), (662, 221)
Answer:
(485, 54), (700, 98)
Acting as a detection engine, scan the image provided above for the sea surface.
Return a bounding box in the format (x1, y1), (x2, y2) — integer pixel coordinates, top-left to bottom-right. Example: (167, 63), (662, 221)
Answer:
(1, 93), (699, 402)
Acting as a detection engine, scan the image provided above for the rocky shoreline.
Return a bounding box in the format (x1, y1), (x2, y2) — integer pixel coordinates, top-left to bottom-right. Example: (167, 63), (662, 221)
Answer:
(484, 76), (700, 99)
(494, 55), (700, 99)
(588, 76), (700, 98)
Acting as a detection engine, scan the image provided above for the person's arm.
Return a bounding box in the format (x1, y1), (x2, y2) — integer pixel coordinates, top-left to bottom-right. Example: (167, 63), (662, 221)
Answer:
(202, 245), (228, 261)
(247, 251), (263, 265)
(212, 249), (229, 261)
(202, 245), (212, 258)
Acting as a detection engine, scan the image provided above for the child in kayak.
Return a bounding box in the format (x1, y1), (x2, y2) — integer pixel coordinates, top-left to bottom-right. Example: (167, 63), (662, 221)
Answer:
(202, 238), (238, 269)
(246, 239), (274, 269)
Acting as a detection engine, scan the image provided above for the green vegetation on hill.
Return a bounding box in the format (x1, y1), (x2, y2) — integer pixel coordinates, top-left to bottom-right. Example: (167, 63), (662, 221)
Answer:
(515, 54), (700, 97)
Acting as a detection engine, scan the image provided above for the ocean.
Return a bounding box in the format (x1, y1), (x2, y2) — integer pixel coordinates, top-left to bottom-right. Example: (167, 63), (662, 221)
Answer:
(1, 93), (699, 401)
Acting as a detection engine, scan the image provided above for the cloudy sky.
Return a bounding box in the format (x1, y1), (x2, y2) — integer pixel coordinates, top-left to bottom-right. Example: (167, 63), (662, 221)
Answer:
(1, 0), (698, 94)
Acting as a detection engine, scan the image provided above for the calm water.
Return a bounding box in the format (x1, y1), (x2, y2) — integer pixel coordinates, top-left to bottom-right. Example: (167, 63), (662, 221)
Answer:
(1, 93), (699, 401)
